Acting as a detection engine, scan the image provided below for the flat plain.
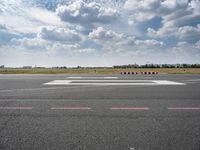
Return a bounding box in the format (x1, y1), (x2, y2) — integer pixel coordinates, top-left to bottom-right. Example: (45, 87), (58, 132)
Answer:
(0, 68), (200, 74)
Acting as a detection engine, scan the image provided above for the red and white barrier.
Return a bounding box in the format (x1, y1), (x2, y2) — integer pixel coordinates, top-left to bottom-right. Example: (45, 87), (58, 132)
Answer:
(121, 71), (158, 75)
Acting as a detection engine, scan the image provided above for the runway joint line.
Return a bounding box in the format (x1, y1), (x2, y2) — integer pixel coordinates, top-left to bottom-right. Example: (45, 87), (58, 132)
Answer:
(0, 107), (33, 110)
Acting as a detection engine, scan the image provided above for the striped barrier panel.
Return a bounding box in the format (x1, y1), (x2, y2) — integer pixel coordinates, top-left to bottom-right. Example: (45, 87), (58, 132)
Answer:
(121, 71), (158, 75)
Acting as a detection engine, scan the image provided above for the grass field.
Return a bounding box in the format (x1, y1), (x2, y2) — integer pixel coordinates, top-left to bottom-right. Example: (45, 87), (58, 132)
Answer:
(0, 68), (200, 74)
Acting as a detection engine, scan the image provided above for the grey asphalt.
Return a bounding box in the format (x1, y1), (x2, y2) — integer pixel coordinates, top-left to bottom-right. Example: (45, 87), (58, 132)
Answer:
(0, 74), (200, 150)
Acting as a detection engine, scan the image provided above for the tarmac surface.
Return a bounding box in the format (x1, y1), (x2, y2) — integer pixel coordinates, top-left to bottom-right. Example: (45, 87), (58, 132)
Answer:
(0, 74), (200, 150)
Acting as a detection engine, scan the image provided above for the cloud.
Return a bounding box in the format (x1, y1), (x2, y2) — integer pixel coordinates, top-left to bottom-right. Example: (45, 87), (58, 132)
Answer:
(124, 0), (192, 23)
(38, 26), (82, 42)
(125, 0), (200, 42)
(88, 27), (164, 55)
(124, 0), (159, 11)
(0, 0), (62, 34)
(26, 0), (67, 10)
(147, 27), (176, 37)
(89, 27), (164, 47)
(12, 37), (49, 50)
(89, 27), (135, 45)
(0, 24), (22, 45)
(169, 40), (200, 63)
(26, 7), (61, 26)
(56, 0), (119, 26)
(89, 27), (127, 41)
(148, 24), (200, 40)
(195, 40), (200, 49)
(0, 24), (7, 30)
(10, 25), (94, 56)
(177, 24), (200, 40)
(124, 0), (160, 23)
(135, 39), (164, 46)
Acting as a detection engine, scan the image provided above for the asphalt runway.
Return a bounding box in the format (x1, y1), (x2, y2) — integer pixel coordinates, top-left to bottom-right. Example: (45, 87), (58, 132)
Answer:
(0, 74), (200, 150)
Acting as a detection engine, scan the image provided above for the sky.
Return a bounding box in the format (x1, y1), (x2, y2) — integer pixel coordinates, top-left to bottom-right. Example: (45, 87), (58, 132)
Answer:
(0, 0), (200, 67)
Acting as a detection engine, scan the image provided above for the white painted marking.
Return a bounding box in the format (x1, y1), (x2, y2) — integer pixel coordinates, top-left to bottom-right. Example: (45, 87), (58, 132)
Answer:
(103, 77), (118, 79)
(51, 107), (91, 110)
(55, 83), (157, 85)
(44, 80), (72, 85)
(168, 107), (200, 110)
(44, 80), (185, 86)
(153, 80), (185, 85)
(68, 77), (82, 79)
(110, 107), (149, 110)
(0, 107), (33, 110)
(67, 77), (118, 79)
(68, 80), (151, 82)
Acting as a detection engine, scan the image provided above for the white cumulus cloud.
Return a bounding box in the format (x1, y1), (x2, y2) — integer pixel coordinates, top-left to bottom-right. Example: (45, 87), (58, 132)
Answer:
(38, 26), (82, 42)
(56, 0), (119, 26)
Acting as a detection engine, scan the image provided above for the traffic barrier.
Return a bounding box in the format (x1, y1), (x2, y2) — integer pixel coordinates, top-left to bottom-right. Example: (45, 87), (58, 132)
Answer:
(121, 71), (158, 75)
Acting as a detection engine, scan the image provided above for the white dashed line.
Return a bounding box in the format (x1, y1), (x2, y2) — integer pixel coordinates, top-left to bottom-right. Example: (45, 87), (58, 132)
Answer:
(168, 107), (200, 110)
(51, 107), (91, 110)
(110, 107), (149, 110)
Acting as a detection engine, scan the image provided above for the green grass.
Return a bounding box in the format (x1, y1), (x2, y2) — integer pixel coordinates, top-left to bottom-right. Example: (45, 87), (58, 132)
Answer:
(0, 68), (200, 74)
